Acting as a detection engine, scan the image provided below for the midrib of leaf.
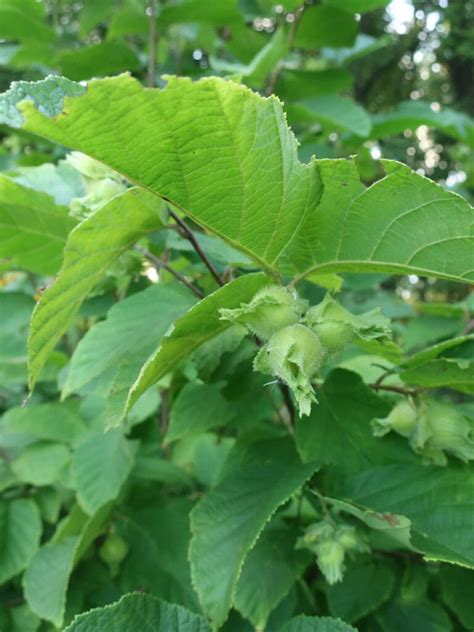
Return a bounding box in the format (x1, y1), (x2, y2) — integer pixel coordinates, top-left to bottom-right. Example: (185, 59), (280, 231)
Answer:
(1, 74), (473, 284)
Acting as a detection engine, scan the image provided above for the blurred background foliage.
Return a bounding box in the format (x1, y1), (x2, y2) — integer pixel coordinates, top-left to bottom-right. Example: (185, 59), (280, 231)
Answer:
(0, 1), (473, 630)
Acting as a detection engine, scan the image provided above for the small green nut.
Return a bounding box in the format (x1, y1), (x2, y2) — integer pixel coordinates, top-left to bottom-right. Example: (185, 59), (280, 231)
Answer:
(254, 324), (325, 416)
(309, 319), (356, 355)
(219, 285), (307, 341)
(99, 533), (129, 566)
(411, 402), (474, 464)
(372, 399), (418, 438)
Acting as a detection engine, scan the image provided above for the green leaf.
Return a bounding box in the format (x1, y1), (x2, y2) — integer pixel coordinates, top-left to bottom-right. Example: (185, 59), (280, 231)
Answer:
(376, 596), (452, 632)
(2, 402), (86, 445)
(276, 68), (353, 101)
(287, 96), (372, 137)
(159, 0), (242, 27)
(0, 175), (76, 275)
(167, 382), (235, 443)
(64, 593), (211, 632)
(63, 282), (196, 427)
(8, 162), (85, 205)
(295, 370), (416, 472)
(439, 565), (474, 629)
(326, 0), (390, 12)
(72, 429), (133, 514)
(211, 28), (289, 88)
(28, 187), (165, 390)
(400, 358), (474, 394)
(119, 499), (199, 610)
(0, 499), (42, 585)
(189, 439), (317, 626)
(371, 100), (474, 148)
(23, 537), (78, 628)
(10, 442), (71, 485)
(295, 6), (358, 49)
(330, 464), (474, 567)
(56, 41), (141, 81)
(1, 76), (473, 285)
(323, 558), (395, 623)
(402, 335), (474, 369)
(234, 521), (309, 629)
(0, 0), (55, 43)
(281, 615), (357, 631)
(24, 504), (111, 627)
(126, 273), (268, 419)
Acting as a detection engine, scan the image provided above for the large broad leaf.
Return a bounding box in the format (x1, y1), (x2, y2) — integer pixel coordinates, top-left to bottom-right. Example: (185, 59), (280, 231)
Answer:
(400, 358), (474, 394)
(439, 565), (474, 629)
(0, 175), (76, 275)
(23, 504), (111, 627)
(28, 187), (165, 389)
(371, 100), (474, 148)
(189, 438), (317, 626)
(281, 616), (357, 631)
(329, 463), (474, 568)
(295, 370), (417, 472)
(64, 594), (211, 632)
(234, 520), (309, 629)
(23, 537), (78, 628)
(0, 75), (472, 285)
(323, 558), (395, 623)
(118, 499), (199, 611)
(72, 429), (134, 515)
(0, 0), (55, 43)
(126, 273), (268, 419)
(10, 442), (71, 486)
(295, 6), (358, 49)
(325, 0), (390, 11)
(62, 282), (196, 427)
(56, 41), (141, 81)
(287, 96), (372, 137)
(0, 499), (42, 585)
(1, 401), (87, 446)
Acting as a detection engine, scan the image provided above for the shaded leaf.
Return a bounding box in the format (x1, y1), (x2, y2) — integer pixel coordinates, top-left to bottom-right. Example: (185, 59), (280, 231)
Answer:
(28, 187), (165, 389)
(127, 273), (268, 419)
(0, 499), (42, 585)
(0, 175), (76, 275)
(64, 593), (211, 632)
(189, 439), (317, 626)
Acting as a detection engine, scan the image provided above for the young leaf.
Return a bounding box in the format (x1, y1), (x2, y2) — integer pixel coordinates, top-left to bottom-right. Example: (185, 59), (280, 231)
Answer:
(331, 464), (474, 567)
(280, 615), (357, 631)
(0, 175), (76, 275)
(189, 439), (317, 626)
(62, 282), (196, 427)
(295, 370), (416, 472)
(1, 76), (472, 285)
(234, 521), (309, 629)
(23, 537), (78, 628)
(72, 429), (133, 515)
(64, 593), (211, 632)
(0, 499), (42, 585)
(323, 558), (396, 623)
(28, 187), (165, 389)
(126, 273), (268, 419)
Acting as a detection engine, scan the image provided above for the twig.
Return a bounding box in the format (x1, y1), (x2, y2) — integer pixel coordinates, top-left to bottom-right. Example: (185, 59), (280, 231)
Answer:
(136, 246), (204, 298)
(169, 209), (224, 286)
(372, 365), (398, 387)
(369, 383), (424, 396)
(462, 318), (474, 335)
(147, 0), (158, 87)
(265, 3), (306, 96)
